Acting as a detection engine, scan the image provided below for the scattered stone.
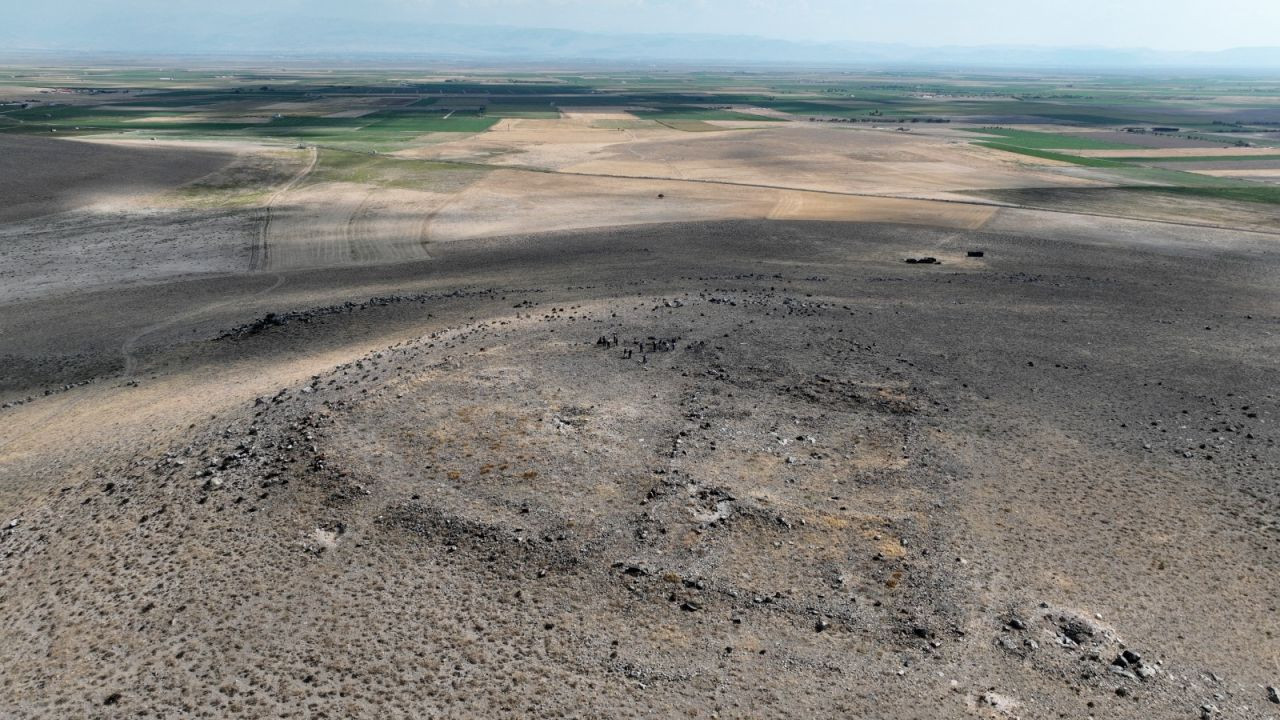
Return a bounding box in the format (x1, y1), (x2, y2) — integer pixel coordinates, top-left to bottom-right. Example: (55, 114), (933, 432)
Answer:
(1108, 665), (1136, 680)
(1059, 618), (1095, 644)
(1268, 686), (1279, 704)
(977, 692), (1018, 713)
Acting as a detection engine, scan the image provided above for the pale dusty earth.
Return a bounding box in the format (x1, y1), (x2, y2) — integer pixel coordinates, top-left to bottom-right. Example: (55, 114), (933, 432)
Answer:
(1075, 147), (1280, 158)
(1193, 169), (1280, 182)
(1, 117), (1278, 719)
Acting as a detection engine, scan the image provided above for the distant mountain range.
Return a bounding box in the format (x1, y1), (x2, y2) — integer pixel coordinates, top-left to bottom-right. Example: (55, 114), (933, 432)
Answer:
(6, 20), (1280, 70)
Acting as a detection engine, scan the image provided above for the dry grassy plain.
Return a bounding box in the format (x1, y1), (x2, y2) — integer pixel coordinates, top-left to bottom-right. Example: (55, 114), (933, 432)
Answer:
(1, 106), (1278, 719)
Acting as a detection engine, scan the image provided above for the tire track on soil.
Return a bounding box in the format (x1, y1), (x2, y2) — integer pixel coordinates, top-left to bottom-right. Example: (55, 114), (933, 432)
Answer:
(250, 145), (318, 272)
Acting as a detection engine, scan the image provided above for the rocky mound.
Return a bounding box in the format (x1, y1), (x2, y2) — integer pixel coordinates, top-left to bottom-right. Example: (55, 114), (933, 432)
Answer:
(5, 273), (1275, 718)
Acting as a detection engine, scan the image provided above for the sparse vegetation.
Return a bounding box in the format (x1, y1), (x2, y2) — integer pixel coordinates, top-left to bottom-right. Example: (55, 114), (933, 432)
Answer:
(4, 62), (1280, 720)
(964, 127), (1142, 150)
(304, 148), (488, 190)
(1131, 184), (1280, 205)
(975, 143), (1133, 167)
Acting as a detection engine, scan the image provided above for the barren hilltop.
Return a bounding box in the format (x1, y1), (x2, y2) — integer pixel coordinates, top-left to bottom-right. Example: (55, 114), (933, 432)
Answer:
(1, 66), (1277, 719)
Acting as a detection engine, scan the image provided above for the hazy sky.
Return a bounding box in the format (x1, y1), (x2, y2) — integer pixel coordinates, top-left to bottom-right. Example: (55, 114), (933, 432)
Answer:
(10, 0), (1280, 51)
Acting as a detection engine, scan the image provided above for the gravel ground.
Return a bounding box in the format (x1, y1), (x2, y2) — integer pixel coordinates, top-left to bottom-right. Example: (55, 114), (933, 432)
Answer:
(1, 219), (1277, 719)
